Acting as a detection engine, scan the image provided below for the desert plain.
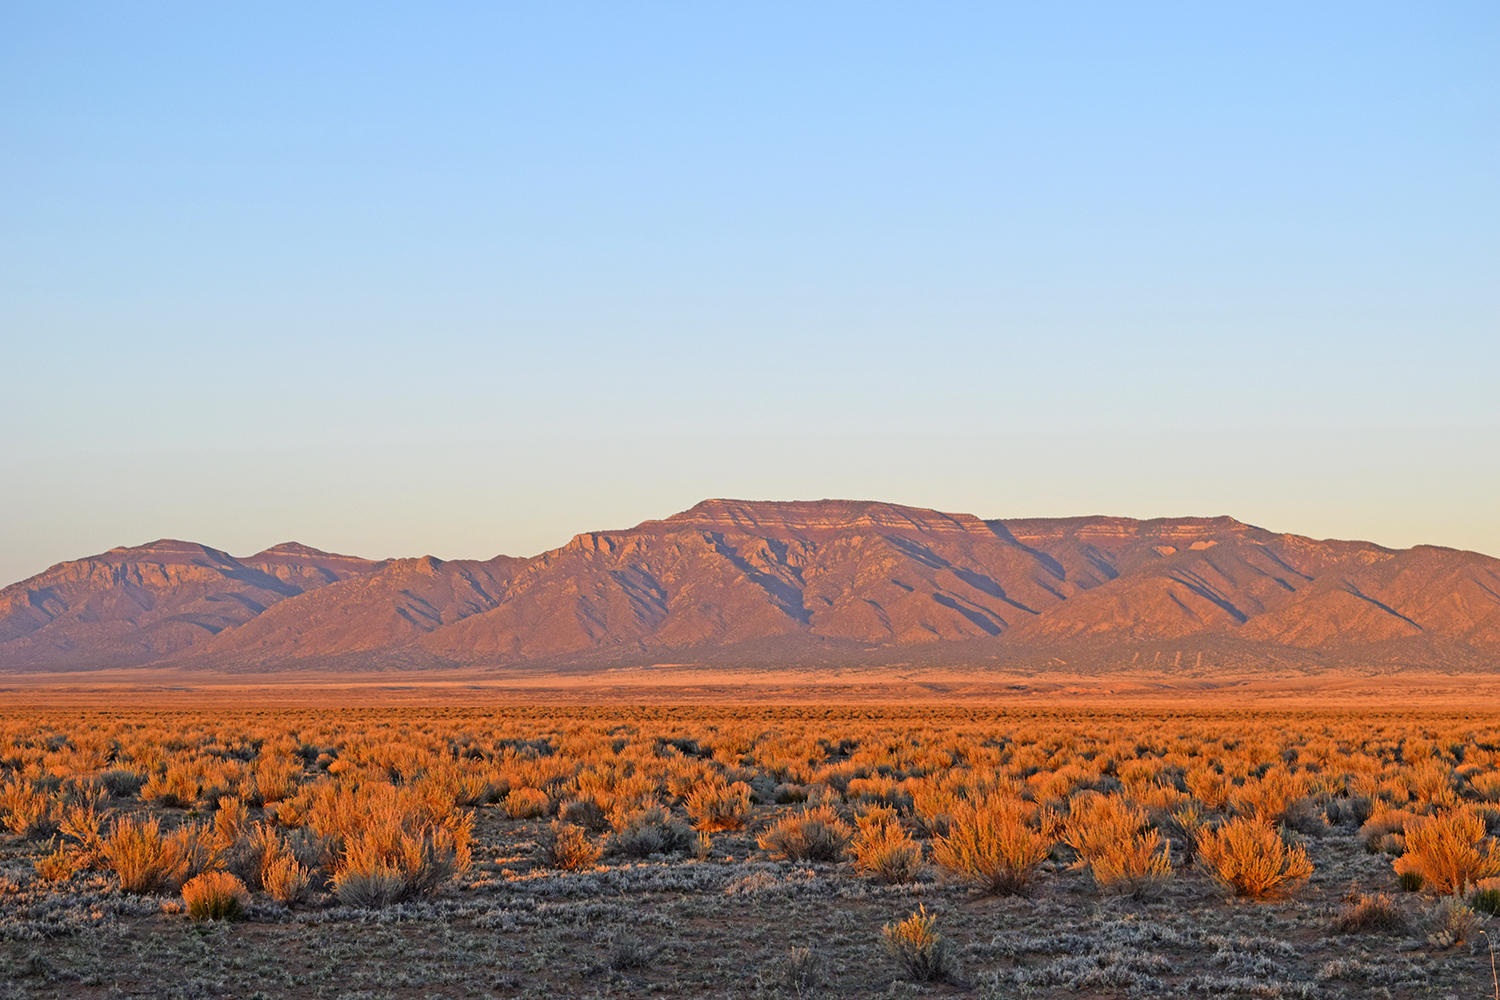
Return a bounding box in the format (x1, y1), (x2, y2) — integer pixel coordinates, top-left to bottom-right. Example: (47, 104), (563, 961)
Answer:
(3, 670), (1499, 1000)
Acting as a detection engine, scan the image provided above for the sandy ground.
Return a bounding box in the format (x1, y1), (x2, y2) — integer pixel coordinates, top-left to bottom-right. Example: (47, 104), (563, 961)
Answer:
(3, 664), (1500, 709)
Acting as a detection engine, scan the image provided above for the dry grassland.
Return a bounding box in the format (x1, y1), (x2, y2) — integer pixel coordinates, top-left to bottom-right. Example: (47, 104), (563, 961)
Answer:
(2, 694), (1500, 998)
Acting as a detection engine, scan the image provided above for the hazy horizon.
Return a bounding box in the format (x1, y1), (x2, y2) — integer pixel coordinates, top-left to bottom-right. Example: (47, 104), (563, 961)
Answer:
(4, 3), (1497, 585)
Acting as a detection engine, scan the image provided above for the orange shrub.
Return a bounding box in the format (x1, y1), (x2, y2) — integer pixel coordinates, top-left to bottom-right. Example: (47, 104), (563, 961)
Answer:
(330, 823), (470, 906)
(684, 779), (752, 832)
(140, 761), (200, 808)
(1063, 793), (1171, 896)
(262, 851), (313, 905)
(1196, 817), (1312, 898)
(58, 795), (106, 863)
(1394, 807), (1500, 895)
(539, 820), (603, 870)
(0, 779), (57, 839)
(1229, 766), (1308, 825)
(931, 796), (1055, 895)
(1186, 766), (1230, 811)
(853, 808), (921, 883)
(35, 839), (83, 881)
(182, 870), (249, 921)
(758, 804), (853, 862)
(505, 787), (552, 819)
(101, 816), (214, 894)
(1360, 804), (1418, 854)
(882, 905), (955, 983)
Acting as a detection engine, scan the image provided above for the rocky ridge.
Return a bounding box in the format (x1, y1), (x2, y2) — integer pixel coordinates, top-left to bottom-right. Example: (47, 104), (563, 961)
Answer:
(3, 499), (1498, 673)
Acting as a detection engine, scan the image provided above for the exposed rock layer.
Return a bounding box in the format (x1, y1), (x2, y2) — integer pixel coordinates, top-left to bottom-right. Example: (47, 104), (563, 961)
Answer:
(3, 499), (1499, 673)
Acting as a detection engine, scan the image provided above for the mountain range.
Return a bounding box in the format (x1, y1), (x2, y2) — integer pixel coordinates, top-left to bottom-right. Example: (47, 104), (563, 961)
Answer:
(4, 499), (1500, 674)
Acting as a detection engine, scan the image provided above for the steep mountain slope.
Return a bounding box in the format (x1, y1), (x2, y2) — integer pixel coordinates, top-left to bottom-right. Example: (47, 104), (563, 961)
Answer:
(3, 500), (1500, 673)
(190, 554), (523, 668)
(407, 501), (1500, 669)
(0, 541), (381, 670)
(417, 500), (1078, 662)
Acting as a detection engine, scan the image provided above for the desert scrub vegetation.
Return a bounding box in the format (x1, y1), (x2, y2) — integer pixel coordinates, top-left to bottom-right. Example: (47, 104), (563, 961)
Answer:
(261, 848), (312, 904)
(1196, 817), (1313, 898)
(539, 820), (602, 870)
(289, 779), (474, 903)
(1331, 892), (1407, 933)
(932, 795), (1056, 894)
(611, 804), (694, 858)
(33, 838), (83, 882)
(181, 870), (249, 921)
(101, 816), (213, 894)
(8, 702), (1500, 997)
(853, 806), (922, 883)
(1426, 897), (1481, 948)
(683, 778), (751, 831)
(1062, 791), (1171, 897)
(758, 803), (853, 862)
(1393, 806), (1500, 895)
(882, 905), (956, 983)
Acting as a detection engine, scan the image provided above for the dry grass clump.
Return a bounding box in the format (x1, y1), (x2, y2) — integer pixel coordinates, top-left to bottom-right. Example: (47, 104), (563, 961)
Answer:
(140, 761), (203, 809)
(1236, 767), (1320, 839)
(228, 822), (312, 903)
(611, 804), (694, 858)
(932, 796), (1056, 895)
(505, 787), (552, 819)
(559, 796), (610, 832)
(98, 768), (146, 798)
(1062, 792), (1171, 897)
(1470, 878), (1500, 916)
(603, 933), (658, 972)
(882, 905), (956, 983)
(101, 816), (214, 894)
(853, 807), (922, 883)
(1196, 817), (1313, 898)
(58, 792), (106, 863)
(262, 851), (312, 904)
(683, 779), (752, 831)
(758, 803), (853, 862)
(305, 784), (473, 907)
(1426, 897), (1480, 949)
(1185, 766), (1230, 810)
(248, 753), (302, 805)
(1169, 802), (1208, 866)
(1360, 804), (1417, 854)
(330, 830), (467, 906)
(1331, 892), (1407, 933)
(912, 786), (958, 838)
(539, 820), (602, 870)
(782, 945), (822, 996)
(0, 779), (58, 839)
(181, 870), (249, 921)
(34, 839), (84, 882)
(1393, 806), (1500, 896)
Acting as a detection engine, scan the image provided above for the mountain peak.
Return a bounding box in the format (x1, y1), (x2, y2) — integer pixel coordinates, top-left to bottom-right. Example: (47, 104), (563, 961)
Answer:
(660, 498), (987, 535)
(257, 541), (326, 556)
(104, 539), (232, 561)
(5, 502), (1499, 675)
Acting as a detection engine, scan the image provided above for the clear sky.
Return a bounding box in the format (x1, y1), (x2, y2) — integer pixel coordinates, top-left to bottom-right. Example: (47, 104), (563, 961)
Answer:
(2, 2), (1497, 582)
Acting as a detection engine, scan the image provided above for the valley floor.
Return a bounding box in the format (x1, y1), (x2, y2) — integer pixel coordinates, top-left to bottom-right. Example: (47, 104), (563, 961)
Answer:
(2, 699), (1498, 998)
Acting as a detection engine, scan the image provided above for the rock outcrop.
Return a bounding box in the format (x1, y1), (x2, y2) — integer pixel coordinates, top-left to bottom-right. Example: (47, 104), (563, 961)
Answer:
(3, 500), (1499, 673)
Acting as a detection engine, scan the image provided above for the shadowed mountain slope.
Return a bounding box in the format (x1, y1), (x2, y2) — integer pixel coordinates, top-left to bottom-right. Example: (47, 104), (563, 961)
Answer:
(0, 541), (381, 670)
(4, 500), (1500, 673)
(190, 554), (524, 668)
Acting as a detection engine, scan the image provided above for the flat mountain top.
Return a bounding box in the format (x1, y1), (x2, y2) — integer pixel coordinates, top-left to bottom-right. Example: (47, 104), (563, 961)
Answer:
(3, 500), (1498, 675)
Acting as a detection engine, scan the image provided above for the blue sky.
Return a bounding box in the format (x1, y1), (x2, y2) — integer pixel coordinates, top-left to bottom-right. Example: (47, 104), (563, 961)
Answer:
(2, 2), (1497, 580)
